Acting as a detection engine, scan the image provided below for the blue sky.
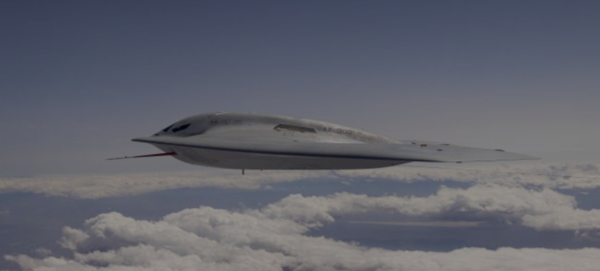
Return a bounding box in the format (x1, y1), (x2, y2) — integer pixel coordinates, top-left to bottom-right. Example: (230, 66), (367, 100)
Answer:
(1, 2), (600, 270)
(1, 0), (599, 175)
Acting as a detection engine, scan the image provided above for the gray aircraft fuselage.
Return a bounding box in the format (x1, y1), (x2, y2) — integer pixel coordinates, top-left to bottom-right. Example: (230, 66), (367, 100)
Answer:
(120, 112), (536, 170)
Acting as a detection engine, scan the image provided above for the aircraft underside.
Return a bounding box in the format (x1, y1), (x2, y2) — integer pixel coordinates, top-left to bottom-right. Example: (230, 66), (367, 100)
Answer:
(160, 144), (409, 170)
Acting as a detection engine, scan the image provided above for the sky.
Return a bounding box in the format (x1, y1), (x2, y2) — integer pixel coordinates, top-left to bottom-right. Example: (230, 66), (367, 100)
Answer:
(1, 1), (600, 271)
(1, 0), (599, 175)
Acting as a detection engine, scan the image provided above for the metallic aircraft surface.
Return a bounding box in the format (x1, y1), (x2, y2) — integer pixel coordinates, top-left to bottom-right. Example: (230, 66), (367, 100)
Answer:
(111, 112), (536, 170)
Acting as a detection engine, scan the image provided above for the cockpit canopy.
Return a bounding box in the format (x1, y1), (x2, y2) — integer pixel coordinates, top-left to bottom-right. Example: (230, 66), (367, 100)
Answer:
(153, 113), (218, 137)
(155, 122), (195, 136)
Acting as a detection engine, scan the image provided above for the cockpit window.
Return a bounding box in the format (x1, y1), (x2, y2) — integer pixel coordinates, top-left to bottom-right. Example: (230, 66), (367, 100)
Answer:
(172, 123), (191, 132)
(274, 124), (316, 133)
(162, 124), (174, 132)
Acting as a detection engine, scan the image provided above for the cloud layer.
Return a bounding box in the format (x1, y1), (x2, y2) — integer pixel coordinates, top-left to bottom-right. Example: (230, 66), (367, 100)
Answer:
(0, 170), (325, 199)
(261, 185), (600, 231)
(7, 186), (600, 271)
(344, 162), (600, 189)
(1, 162), (599, 199)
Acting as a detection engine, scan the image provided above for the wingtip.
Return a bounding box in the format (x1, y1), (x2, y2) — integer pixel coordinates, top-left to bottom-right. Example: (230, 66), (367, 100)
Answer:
(132, 137), (149, 142)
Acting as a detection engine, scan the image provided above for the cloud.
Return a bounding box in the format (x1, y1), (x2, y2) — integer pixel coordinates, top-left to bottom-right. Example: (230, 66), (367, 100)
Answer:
(59, 227), (90, 250)
(336, 162), (600, 190)
(0, 170), (327, 199)
(522, 209), (600, 231)
(259, 185), (600, 231)
(6, 188), (600, 271)
(0, 162), (598, 199)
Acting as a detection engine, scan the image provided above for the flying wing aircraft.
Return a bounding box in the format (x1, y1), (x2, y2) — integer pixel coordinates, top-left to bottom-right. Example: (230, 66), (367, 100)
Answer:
(109, 112), (537, 170)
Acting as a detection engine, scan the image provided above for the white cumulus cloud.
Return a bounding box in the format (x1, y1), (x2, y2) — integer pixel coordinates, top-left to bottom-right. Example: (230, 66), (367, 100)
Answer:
(259, 185), (600, 231)
(6, 187), (600, 271)
(337, 162), (600, 189)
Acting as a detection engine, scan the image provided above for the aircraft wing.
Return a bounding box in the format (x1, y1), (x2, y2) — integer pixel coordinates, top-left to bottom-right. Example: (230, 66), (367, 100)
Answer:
(132, 135), (537, 163)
